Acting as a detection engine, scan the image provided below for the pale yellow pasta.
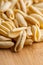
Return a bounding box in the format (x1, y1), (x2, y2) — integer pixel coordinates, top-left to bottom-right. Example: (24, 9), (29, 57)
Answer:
(31, 25), (41, 42)
(16, 1), (21, 10)
(14, 30), (26, 52)
(14, 9), (40, 26)
(0, 25), (10, 33)
(19, 0), (27, 13)
(8, 31), (21, 38)
(10, 0), (17, 9)
(14, 31), (24, 52)
(0, 1), (11, 12)
(13, 27), (27, 32)
(24, 38), (33, 45)
(0, 35), (11, 41)
(0, 28), (8, 37)
(29, 5), (43, 17)
(0, 41), (14, 48)
(16, 13), (27, 27)
(31, 14), (43, 29)
(1, 21), (13, 30)
(26, 26), (33, 38)
(0, 13), (16, 28)
(14, 19), (19, 28)
(6, 9), (14, 20)
(8, 27), (27, 38)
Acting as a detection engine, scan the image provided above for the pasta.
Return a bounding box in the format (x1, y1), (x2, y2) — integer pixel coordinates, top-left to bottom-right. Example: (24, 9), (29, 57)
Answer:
(0, 1), (11, 12)
(31, 25), (41, 42)
(6, 9), (14, 20)
(16, 13), (27, 27)
(0, 41), (14, 48)
(0, 0), (43, 52)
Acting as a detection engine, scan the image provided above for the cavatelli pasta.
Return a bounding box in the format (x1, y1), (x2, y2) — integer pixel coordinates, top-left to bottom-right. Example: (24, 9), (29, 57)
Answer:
(0, 0), (43, 52)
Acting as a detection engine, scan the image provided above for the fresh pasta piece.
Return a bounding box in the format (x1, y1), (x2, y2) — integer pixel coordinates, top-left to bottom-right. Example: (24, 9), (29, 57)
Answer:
(0, 25), (10, 33)
(13, 27), (27, 32)
(24, 39), (33, 45)
(14, 30), (26, 52)
(0, 35), (11, 41)
(25, 15), (40, 26)
(14, 19), (19, 28)
(29, 5), (43, 17)
(16, 13), (27, 27)
(31, 25), (41, 42)
(31, 14), (43, 29)
(1, 21), (13, 30)
(14, 31), (23, 52)
(0, 1), (11, 12)
(0, 13), (16, 28)
(26, 26), (33, 38)
(19, 0), (27, 13)
(16, 2), (21, 10)
(6, 9), (14, 20)
(0, 29), (8, 37)
(10, 0), (17, 9)
(0, 41), (14, 48)
(8, 31), (21, 38)
(14, 9), (27, 17)
(8, 27), (27, 38)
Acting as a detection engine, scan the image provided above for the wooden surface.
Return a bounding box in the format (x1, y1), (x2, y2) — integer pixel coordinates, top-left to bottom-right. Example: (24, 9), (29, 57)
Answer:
(0, 42), (43, 65)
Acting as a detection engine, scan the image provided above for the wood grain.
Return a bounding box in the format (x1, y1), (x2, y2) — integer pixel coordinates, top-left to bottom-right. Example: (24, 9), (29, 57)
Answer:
(0, 42), (43, 65)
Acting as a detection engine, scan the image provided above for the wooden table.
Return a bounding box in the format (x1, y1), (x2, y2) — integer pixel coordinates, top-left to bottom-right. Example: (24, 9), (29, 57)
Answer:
(0, 42), (43, 65)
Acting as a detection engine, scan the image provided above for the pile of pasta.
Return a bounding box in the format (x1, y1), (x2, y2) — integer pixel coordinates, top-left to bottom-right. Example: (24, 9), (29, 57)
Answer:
(0, 0), (43, 52)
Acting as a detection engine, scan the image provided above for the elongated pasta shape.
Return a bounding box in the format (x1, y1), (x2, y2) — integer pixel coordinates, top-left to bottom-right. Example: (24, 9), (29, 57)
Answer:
(10, 0), (17, 9)
(0, 13), (16, 28)
(31, 14), (43, 28)
(19, 0), (27, 13)
(0, 1), (11, 12)
(26, 26), (33, 38)
(8, 27), (27, 38)
(0, 35), (11, 41)
(16, 13), (27, 27)
(31, 25), (41, 42)
(0, 25), (10, 33)
(14, 30), (26, 52)
(0, 29), (8, 37)
(0, 41), (14, 48)
(16, 2), (21, 10)
(29, 5), (43, 17)
(6, 9), (14, 20)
